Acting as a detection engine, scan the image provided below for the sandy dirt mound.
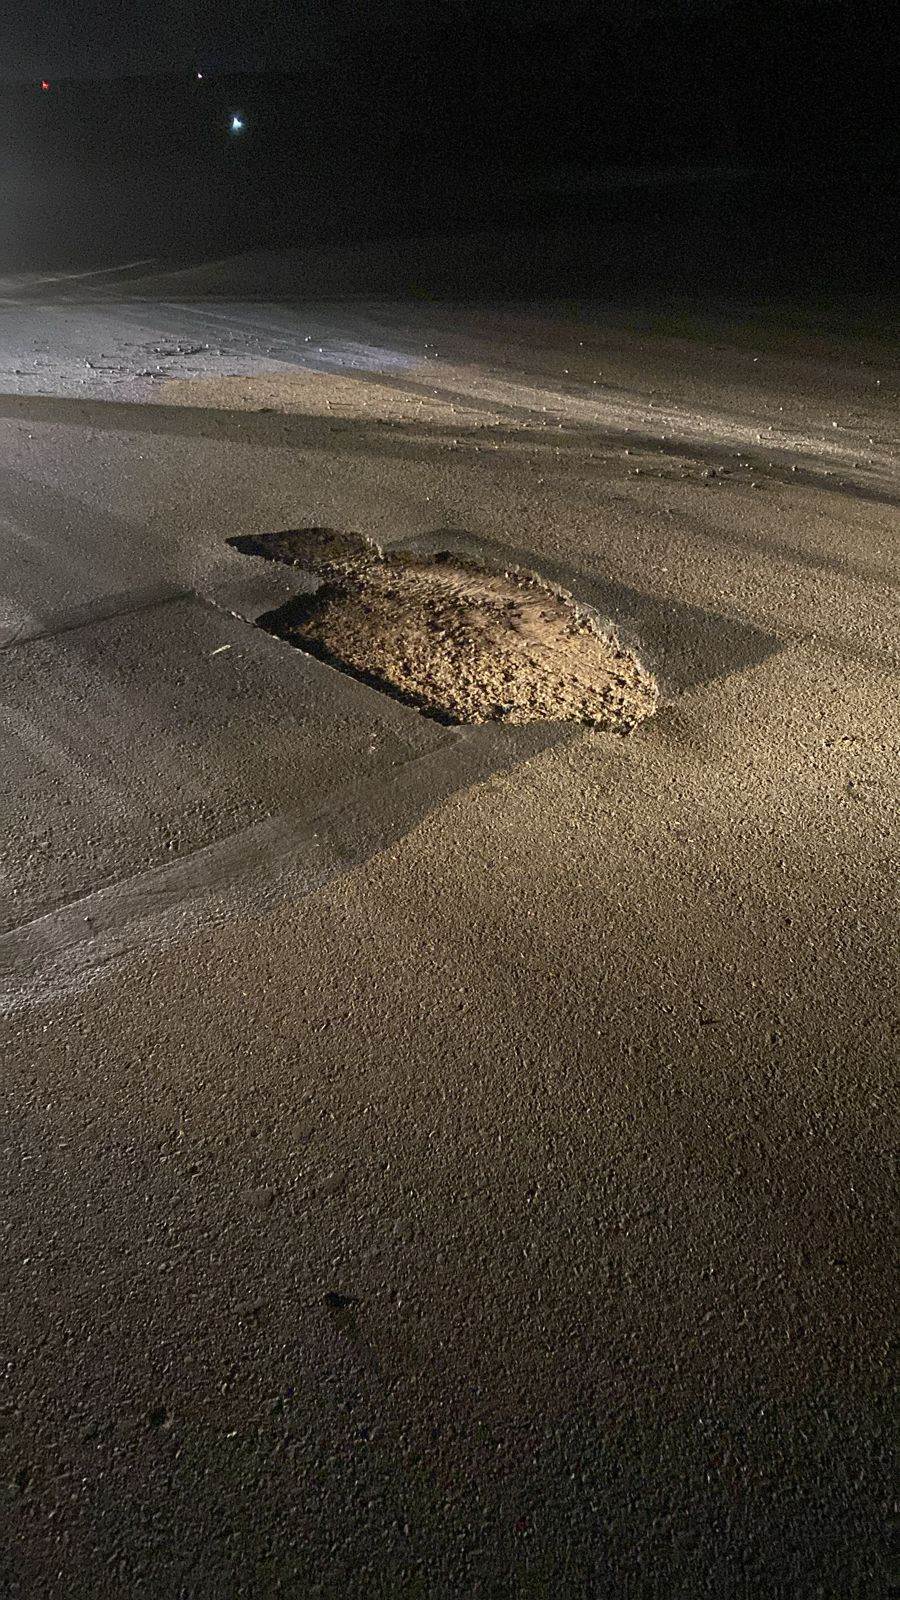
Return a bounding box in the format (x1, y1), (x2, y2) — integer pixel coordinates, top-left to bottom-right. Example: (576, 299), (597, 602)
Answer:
(239, 529), (658, 732)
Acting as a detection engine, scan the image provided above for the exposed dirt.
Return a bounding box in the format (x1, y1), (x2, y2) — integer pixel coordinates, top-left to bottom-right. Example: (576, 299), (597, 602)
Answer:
(236, 529), (658, 731)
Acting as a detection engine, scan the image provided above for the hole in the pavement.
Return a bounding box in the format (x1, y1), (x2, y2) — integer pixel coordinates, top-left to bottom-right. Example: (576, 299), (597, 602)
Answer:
(231, 528), (658, 732)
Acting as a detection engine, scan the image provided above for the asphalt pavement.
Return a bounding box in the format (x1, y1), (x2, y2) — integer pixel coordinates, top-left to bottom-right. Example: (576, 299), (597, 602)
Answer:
(1, 246), (897, 1596)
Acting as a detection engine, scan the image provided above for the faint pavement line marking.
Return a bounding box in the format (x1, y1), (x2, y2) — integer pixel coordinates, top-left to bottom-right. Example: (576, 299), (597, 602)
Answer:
(0, 582), (191, 650)
(0, 259), (159, 300)
(0, 722), (562, 1015)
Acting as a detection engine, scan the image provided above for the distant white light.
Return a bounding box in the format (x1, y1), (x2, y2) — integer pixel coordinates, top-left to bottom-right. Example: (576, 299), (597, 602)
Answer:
(196, 71), (204, 80)
(230, 115), (245, 134)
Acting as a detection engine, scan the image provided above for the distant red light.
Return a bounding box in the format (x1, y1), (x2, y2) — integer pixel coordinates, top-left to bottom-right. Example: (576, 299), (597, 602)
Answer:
(40, 80), (51, 91)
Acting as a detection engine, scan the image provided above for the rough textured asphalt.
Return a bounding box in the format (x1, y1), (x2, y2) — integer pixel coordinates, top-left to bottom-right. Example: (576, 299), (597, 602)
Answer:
(1, 249), (897, 1596)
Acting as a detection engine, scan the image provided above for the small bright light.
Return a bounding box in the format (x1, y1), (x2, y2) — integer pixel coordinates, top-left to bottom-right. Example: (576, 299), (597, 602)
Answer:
(230, 115), (245, 133)
(40, 79), (50, 91)
(196, 71), (204, 80)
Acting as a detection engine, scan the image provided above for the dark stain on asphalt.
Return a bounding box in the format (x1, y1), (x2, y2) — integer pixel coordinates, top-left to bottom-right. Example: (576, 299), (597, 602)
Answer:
(323, 1291), (359, 1311)
(322, 1291), (367, 1353)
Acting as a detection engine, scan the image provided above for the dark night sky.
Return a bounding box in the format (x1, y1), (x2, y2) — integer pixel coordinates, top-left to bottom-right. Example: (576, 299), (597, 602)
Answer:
(0, 0), (604, 79)
(2, 0), (836, 81)
(3, 0), (280, 77)
(0, 0), (885, 180)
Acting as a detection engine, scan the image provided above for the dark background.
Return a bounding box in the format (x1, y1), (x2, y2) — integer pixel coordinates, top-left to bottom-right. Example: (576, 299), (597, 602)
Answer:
(0, 0), (895, 288)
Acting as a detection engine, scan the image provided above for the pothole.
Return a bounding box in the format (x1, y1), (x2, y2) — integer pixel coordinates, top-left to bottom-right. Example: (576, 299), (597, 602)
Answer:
(233, 529), (658, 732)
